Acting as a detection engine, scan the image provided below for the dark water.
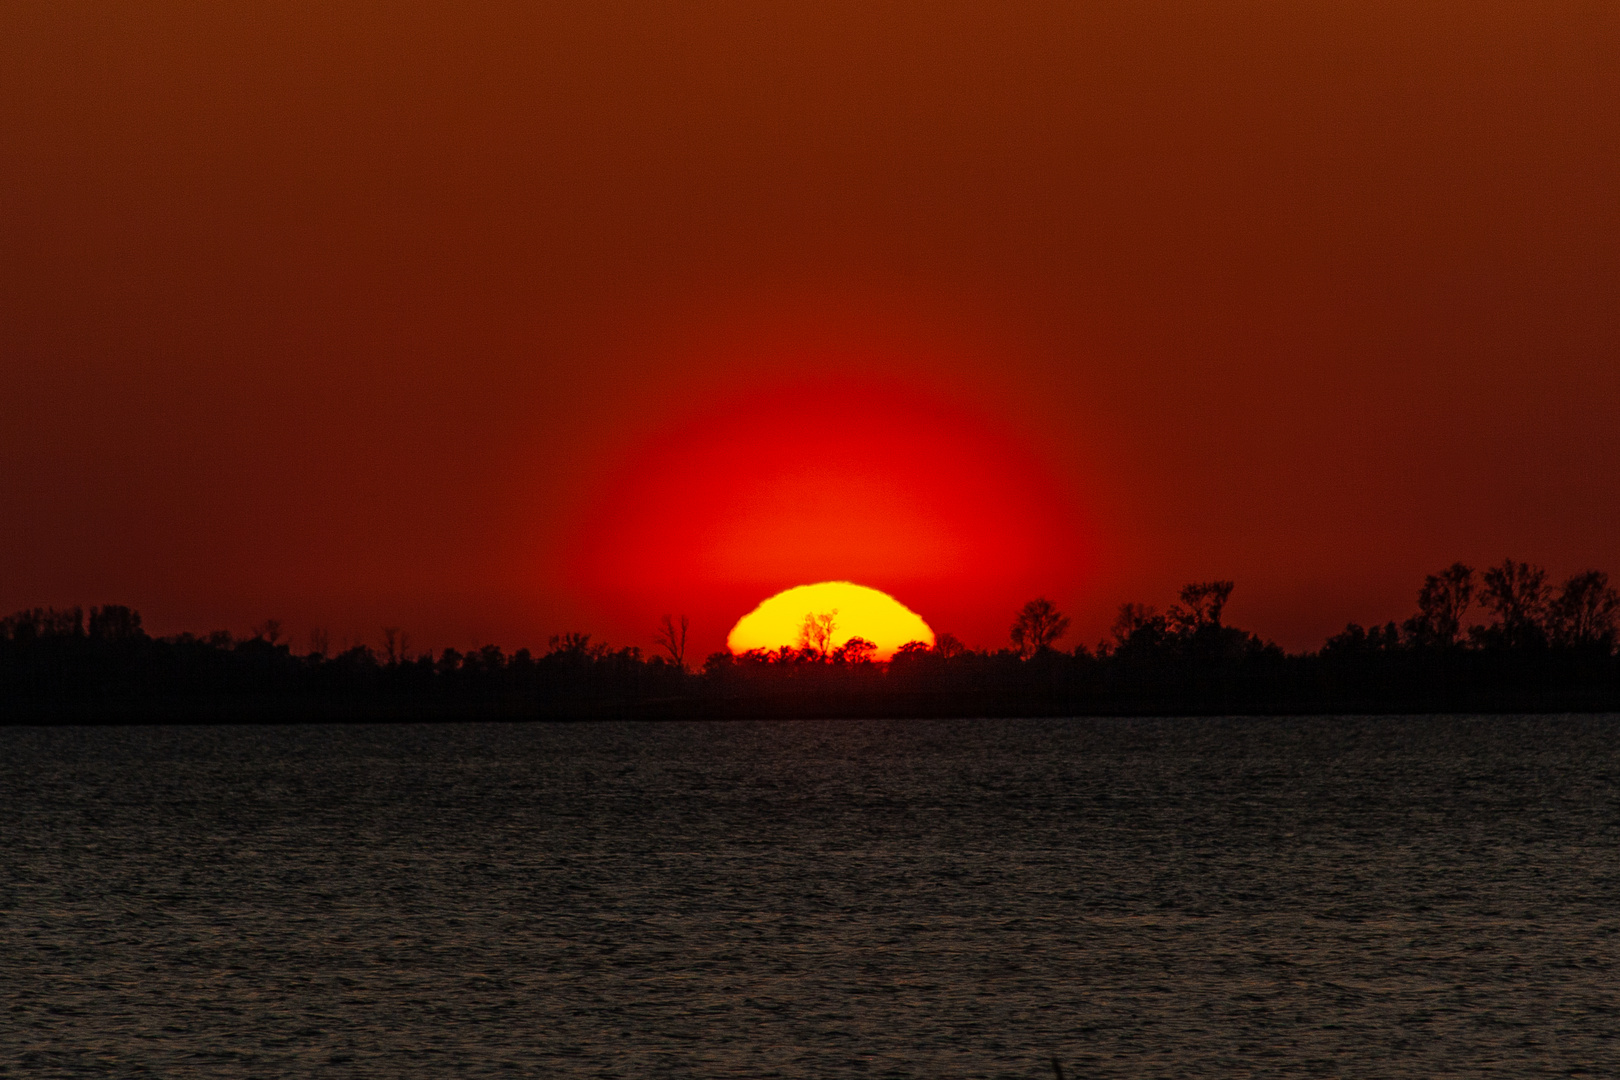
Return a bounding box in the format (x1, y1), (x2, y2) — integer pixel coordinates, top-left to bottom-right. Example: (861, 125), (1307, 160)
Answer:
(1, 717), (1615, 1078)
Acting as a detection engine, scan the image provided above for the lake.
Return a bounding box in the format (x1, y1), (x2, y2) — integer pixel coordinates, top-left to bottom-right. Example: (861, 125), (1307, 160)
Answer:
(2, 716), (1615, 1077)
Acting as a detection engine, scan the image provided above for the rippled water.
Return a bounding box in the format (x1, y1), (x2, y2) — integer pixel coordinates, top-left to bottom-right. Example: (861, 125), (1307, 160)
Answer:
(1, 716), (1616, 1077)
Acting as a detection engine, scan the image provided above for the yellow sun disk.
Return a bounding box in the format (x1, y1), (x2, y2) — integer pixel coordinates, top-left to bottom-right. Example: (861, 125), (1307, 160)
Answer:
(726, 581), (935, 660)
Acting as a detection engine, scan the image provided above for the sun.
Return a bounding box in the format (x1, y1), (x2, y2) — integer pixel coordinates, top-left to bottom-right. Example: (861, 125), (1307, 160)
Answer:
(727, 581), (934, 660)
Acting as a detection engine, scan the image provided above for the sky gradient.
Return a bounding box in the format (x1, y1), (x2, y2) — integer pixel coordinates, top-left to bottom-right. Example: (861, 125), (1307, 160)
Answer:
(3, 2), (1617, 658)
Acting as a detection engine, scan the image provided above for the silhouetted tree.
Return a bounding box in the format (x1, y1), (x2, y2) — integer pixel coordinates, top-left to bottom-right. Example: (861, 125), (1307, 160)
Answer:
(381, 627), (408, 665)
(1167, 581), (1234, 635)
(330, 644), (378, 671)
(548, 632), (608, 660)
(888, 639), (933, 676)
(1110, 602), (1164, 650)
(88, 605), (143, 642)
(833, 637), (877, 665)
(933, 632), (966, 659)
(1478, 559), (1549, 648)
(655, 613), (689, 669)
(1, 607), (84, 640)
(308, 627), (330, 659)
(798, 610), (838, 660)
(1322, 620), (1402, 656)
(1401, 562), (1473, 646)
(252, 619), (283, 646)
(1011, 598), (1069, 659)
(1548, 570), (1620, 650)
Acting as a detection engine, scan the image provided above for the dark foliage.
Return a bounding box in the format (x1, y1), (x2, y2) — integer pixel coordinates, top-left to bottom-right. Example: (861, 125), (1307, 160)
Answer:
(4, 563), (1619, 721)
(1010, 597), (1070, 659)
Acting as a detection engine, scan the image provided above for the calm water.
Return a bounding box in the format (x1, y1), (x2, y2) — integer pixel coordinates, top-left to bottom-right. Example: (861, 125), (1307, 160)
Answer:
(1, 716), (1615, 1078)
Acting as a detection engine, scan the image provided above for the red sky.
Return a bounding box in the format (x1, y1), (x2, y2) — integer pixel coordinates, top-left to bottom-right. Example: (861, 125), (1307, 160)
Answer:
(3, 3), (1617, 658)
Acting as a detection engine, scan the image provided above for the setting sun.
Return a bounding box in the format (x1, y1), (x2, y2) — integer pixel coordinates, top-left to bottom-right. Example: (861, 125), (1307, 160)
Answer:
(727, 582), (934, 660)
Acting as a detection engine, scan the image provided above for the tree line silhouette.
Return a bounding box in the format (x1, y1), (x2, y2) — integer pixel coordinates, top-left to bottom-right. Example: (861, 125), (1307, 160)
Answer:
(3, 558), (1617, 720)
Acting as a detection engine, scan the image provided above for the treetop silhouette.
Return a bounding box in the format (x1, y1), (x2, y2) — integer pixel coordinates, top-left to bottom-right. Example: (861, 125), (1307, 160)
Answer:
(1010, 598), (1069, 659)
(5, 557), (1620, 718)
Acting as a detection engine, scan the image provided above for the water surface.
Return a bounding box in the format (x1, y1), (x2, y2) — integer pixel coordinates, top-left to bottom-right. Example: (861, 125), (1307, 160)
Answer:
(2, 716), (1615, 1077)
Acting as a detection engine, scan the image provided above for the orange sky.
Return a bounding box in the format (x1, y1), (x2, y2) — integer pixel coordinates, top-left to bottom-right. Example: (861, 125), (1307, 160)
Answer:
(3, 3), (1617, 657)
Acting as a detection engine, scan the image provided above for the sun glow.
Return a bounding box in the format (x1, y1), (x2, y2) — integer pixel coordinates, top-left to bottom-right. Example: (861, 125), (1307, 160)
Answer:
(726, 581), (934, 660)
(564, 374), (1101, 652)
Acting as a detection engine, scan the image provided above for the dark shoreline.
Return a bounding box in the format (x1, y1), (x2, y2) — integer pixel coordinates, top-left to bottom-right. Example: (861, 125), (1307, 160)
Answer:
(8, 574), (1620, 723)
(8, 695), (1620, 725)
